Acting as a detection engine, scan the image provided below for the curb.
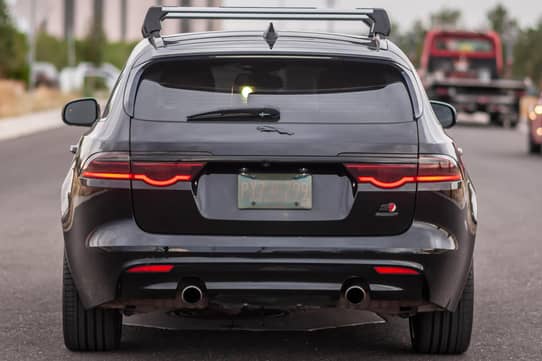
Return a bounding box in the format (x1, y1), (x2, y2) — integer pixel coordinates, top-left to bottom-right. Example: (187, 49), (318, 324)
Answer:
(0, 108), (63, 142)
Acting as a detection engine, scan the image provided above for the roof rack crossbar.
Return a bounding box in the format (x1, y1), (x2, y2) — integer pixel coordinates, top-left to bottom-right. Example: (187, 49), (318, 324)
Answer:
(142, 6), (391, 43)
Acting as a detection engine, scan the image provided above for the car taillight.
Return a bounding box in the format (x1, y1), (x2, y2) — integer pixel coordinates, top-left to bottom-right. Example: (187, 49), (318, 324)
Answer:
(417, 155), (462, 183)
(344, 155), (462, 189)
(81, 153), (205, 187)
(130, 162), (206, 186)
(374, 266), (420, 275)
(81, 153), (131, 180)
(126, 264), (174, 273)
(435, 87), (449, 96)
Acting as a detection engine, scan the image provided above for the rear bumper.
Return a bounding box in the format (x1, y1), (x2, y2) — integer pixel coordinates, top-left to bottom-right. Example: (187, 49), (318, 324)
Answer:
(117, 258), (427, 315)
(64, 219), (473, 313)
(432, 92), (519, 116)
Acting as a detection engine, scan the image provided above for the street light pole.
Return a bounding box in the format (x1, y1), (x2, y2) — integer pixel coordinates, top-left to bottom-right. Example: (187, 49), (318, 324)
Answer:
(27, 0), (36, 89)
(120, 0), (127, 41)
(503, 19), (519, 78)
(64, 0), (75, 67)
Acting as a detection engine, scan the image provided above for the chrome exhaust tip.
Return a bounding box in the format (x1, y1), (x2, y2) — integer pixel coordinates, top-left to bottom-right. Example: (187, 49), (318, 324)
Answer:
(180, 285), (204, 305)
(345, 285), (367, 305)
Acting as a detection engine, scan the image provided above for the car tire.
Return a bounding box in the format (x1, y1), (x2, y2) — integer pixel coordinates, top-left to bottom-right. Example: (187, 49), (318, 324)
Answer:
(63, 254), (122, 351)
(528, 137), (541, 154)
(409, 268), (473, 354)
(489, 115), (501, 127)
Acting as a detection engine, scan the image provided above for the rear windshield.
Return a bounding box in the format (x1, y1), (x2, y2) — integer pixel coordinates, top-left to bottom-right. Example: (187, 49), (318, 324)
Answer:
(134, 57), (414, 123)
(434, 37), (494, 53)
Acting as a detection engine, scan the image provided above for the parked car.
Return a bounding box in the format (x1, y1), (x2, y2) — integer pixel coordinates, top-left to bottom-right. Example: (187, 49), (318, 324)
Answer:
(528, 95), (542, 153)
(59, 62), (120, 93)
(60, 6), (477, 354)
(32, 62), (59, 88)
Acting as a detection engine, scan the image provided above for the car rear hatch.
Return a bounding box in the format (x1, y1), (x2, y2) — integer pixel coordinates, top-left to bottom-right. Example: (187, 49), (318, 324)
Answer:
(129, 56), (419, 236)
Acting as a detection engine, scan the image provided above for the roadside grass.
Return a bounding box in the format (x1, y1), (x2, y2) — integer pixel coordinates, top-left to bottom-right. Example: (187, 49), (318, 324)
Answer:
(0, 80), (80, 119)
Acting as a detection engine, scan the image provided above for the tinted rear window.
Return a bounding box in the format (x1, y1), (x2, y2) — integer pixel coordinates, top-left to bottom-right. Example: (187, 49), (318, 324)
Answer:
(134, 58), (414, 123)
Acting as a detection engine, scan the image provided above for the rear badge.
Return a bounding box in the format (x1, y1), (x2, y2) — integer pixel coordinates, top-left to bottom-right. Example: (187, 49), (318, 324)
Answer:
(376, 202), (398, 217)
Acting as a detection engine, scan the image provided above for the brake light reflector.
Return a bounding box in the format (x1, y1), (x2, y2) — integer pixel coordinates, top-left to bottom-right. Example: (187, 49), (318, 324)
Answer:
(345, 155), (461, 189)
(81, 154), (205, 187)
(126, 264), (174, 273)
(374, 266), (420, 275)
(418, 155), (462, 183)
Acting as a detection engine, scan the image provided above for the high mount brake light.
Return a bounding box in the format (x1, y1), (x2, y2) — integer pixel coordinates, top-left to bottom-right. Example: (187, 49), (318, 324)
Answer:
(81, 154), (205, 187)
(345, 155), (462, 189)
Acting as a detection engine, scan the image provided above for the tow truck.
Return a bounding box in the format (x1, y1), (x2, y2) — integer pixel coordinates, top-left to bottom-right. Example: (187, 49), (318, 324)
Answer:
(420, 30), (525, 127)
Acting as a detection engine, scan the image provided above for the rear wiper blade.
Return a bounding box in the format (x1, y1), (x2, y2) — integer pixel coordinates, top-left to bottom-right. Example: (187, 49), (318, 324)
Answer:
(187, 108), (280, 122)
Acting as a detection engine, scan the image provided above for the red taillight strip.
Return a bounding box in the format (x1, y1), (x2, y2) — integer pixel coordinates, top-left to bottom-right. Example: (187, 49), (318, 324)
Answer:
(132, 174), (192, 187)
(355, 174), (462, 188)
(82, 171), (132, 180)
(416, 175), (462, 183)
(126, 264), (174, 273)
(130, 162), (205, 186)
(374, 266), (420, 275)
(345, 155), (462, 189)
(357, 176), (416, 189)
(81, 159), (206, 187)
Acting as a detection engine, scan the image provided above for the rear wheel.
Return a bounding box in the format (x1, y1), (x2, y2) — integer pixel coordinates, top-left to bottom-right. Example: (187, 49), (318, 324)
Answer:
(63, 255), (122, 351)
(489, 114), (501, 126)
(409, 268), (473, 354)
(529, 135), (541, 154)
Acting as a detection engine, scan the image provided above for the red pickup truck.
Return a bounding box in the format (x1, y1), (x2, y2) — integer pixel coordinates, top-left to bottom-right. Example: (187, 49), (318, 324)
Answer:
(420, 30), (525, 127)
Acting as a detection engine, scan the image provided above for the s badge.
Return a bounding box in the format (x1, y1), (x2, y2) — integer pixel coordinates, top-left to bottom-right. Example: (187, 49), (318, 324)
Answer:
(376, 202), (398, 216)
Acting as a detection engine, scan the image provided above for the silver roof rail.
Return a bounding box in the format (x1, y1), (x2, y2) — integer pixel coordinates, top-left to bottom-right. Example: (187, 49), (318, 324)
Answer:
(141, 6), (391, 48)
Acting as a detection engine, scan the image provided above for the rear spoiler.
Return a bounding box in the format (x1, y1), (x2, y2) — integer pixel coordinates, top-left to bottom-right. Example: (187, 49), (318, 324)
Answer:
(142, 6), (391, 46)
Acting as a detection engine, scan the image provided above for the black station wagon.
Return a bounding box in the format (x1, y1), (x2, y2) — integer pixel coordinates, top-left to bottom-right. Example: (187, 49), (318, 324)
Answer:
(61, 6), (477, 354)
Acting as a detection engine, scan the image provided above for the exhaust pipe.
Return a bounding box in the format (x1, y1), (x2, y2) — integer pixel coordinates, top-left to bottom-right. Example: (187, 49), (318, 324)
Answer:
(180, 285), (204, 305)
(344, 285), (367, 305)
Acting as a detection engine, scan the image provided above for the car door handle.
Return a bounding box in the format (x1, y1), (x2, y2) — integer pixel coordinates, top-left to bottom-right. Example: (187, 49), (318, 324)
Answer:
(69, 145), (79, 154)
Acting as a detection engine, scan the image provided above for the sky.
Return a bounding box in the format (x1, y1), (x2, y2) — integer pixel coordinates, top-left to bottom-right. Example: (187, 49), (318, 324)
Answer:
(223, 0), (542, 30)
(6, 0), (542, 37)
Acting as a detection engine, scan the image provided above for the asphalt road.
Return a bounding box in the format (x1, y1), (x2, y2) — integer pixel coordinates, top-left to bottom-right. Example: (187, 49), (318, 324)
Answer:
(1, 124), (541, 361)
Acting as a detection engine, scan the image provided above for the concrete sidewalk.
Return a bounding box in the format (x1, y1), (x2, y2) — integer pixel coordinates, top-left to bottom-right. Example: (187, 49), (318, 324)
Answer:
(0, 108), (63, 142)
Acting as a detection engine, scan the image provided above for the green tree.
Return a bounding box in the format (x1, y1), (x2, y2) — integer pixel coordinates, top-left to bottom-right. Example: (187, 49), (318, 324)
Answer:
(487, 4), (519, 71)
(78, 0), (106, 66)
(513, 20), (542, 85)
(79, 23), (107, 66)
(487, 4), (517, 35)
(0, 0), (28, 80)
(393, 20), (427, 66)
(35, 30), (68, 70)
(430, 8), (462, 28)
(103, 41), (137, 69)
